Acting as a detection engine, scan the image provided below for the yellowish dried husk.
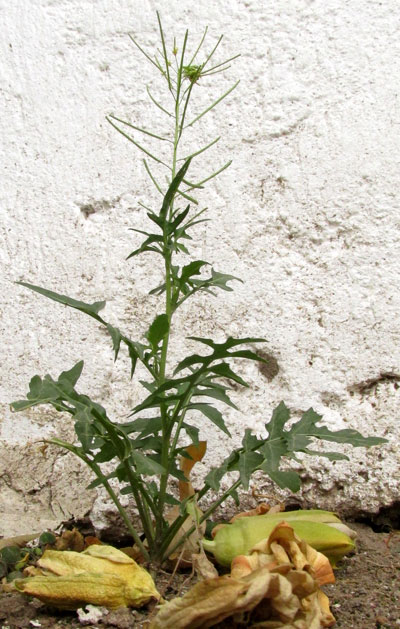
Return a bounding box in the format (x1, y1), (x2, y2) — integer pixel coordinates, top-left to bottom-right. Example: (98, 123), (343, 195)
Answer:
(15, 544), (159, 610)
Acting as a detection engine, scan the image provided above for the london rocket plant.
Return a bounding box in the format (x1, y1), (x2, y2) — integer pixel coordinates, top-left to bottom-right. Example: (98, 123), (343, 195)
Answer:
(12, 14), (386, 565)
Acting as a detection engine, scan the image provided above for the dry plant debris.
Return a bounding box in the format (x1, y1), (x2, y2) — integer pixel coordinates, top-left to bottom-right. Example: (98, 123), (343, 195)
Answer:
(149, 522), (336, 628)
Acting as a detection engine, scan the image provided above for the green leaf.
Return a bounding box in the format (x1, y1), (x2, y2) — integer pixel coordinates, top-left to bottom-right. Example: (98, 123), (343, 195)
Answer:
(0, 546), (21, 565)
(257, 402), (291, 469)
(204, 466), (226, 491)
(183, 423), (200, 446)
(58, 361), (84, 388)
(17, 282), (105, 320)
(125, 339), (144, 378)
(301, 448), (349, 461)
(16, 282), (145, 377)
(208, 363), (249, 387)
(265, 401), (290, 438)
(118, 416), (163, 437)
(180, 260), (208, 282)
(287, 408), (388, 450)
(131, 450), (166, 475)
(192, 385), (238, 409)
(242, 429), (263, 451)
(146, 314), (169, 350)
(230, 488), (240, 506)
(93, 441), (117, 463)
(39, 532), (56, 545)
(126, 233), (163, 259)
(204, 451), (240, 490)
(164, 493), (180, 506)
(259, 438), (288, 471)
(261, 467), (301, 492)
(106, 325), (122, 361)
(189, 403), (231, 437)
(160, 158), (192, 219)
(203, 269), (242, 292)
(236, 451), (264, 489)
(189, 336), (266, 351)
(169, 206), (191, 232)
(75, 415), (96, 451)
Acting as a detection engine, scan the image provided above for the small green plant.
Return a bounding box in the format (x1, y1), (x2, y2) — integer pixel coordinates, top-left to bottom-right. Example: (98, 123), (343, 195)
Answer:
(12, 15), (386, 565)
(0, 533), (55, 582)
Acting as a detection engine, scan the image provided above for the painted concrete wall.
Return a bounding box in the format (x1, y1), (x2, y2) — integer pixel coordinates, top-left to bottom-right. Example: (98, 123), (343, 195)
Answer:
(1, 0), (399, 536)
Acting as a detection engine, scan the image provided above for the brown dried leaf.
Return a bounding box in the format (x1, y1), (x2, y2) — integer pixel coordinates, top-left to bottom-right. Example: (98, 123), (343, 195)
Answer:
(53, 528), (85, 552)
(192, 547), (219, 581)
(150, 523), (336, 628)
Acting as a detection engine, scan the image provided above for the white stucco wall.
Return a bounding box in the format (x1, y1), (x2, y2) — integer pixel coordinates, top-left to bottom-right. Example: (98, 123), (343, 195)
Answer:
(1, 0), (399, 536)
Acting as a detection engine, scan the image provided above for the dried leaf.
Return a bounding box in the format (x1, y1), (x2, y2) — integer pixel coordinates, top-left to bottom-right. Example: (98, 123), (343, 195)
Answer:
(179, 441), (207, 499)
(15, 544), (159, 609)
(164, 441), (208, 566)
(0, 533), (41, 550)
(54, 528), (85, 552)
(165, 504), (206, 566)
(229, 502), (279, 522)
(150, 523), (336, 628)
(192, 547), (219, 581)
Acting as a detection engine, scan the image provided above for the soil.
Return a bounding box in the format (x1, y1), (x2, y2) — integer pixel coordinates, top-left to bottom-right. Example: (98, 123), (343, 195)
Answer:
(1, 522), (399, 629)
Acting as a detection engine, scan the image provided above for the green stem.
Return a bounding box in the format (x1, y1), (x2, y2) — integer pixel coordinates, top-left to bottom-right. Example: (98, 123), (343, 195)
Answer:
(123, 461), (155, 550)
(158, 478), (242, 561)
(90, 459), (150, 561)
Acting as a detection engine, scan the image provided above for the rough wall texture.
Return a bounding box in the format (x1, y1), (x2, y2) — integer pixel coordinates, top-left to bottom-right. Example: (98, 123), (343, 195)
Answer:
(1, 0), (399, 536)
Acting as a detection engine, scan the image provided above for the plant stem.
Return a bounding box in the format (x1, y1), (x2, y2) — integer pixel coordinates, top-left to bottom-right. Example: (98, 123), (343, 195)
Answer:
(89, 460), (150, 561)
(158, 478), (242, 561)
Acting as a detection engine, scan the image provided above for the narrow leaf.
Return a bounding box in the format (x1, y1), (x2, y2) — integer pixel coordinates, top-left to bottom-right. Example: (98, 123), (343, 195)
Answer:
(189, 403), (231, 437)
(160, 159), (192, 219)
(17, 282), (105, 320)
(131, 450), (166, 475)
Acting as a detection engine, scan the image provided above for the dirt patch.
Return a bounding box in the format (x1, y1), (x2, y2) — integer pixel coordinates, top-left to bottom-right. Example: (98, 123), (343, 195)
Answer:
(0, 522), (399, 628)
